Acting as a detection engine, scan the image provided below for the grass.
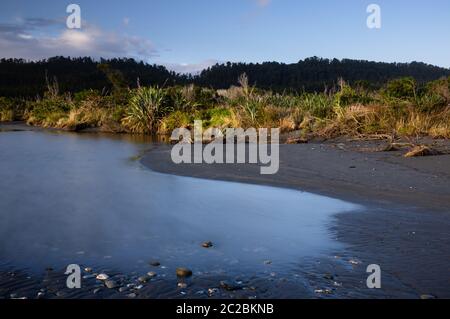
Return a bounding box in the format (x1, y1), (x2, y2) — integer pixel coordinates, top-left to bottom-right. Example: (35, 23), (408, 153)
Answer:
(2, 75), (449, 140)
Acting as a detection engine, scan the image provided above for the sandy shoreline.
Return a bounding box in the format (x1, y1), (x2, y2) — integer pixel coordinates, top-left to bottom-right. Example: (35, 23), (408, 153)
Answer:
(141, 141), (450, 298)
(141, 140), (450, 211)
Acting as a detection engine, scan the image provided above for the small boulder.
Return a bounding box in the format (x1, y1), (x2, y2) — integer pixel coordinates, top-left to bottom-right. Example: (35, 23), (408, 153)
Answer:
(96, 273), (109, 281)
(138, 275), (150, 283)
(105, 279), (118, 289)
(202, 241), (213, 248)
(149, 261), (161, 267)
(176, 268), (193, 278)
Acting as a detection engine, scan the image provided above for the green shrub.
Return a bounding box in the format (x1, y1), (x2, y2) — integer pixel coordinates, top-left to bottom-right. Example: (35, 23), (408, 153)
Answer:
(201, 108), (238, 129)
(122, 86), (172, 133)
(383, 77), (417, 100)
(0, 97), (14, 121)
(415, 93), (447, 113)
(73, 90), (103, 108)
(298, 93), (334, 118)
(334, 82), (374, 108)
(26, 97), (72, 125)
(159, 111), (192, 133)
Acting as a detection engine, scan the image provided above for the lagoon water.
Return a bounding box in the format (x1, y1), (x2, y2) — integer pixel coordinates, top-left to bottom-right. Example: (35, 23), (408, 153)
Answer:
(0, 130), (359, 297)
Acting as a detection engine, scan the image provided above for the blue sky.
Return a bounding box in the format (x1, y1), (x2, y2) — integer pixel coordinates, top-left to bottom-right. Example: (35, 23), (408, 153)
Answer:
(1, 0), (449, 72)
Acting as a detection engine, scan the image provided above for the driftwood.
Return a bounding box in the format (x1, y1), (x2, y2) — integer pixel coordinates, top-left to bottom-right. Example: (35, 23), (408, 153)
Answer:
(286, 137), (309, 144)
(404, 145), (442, 158)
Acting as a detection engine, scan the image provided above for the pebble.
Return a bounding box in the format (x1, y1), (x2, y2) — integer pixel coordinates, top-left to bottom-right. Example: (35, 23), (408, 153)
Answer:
(315, 289), (333, 295)
(105, 279), (118, 289)
(208, 288), (219, 296)
(178, 282), (188, 289)
(138, 275), (151, 283)
(135, 285), (144, 290)
(149, 261), (161, 267)
(220, 281), (243, 291)
(202, 241), (213, 248)
(147, 272), (157, 278)
(349, 259), (360, 265)
(127, 293), (137, 298)
(37, 292), (45, 299)
(323, 274), (335, 280)
(119, 287), (129, 293)
(96, 273), (109, 281)
(176, 268), (193, 278)
(84, 267), (93, 273)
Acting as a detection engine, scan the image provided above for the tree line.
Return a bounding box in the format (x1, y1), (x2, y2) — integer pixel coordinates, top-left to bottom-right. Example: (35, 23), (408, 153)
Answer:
(1, 56), (449, 97)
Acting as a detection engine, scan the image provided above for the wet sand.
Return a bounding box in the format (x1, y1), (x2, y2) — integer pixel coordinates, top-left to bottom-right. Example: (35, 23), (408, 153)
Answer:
(141, 140), (450, 298)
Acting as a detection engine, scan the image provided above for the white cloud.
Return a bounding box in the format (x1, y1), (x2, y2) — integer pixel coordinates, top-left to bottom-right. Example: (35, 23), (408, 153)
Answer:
(0, 18), (157, 61)
(163, 59), (220, 74)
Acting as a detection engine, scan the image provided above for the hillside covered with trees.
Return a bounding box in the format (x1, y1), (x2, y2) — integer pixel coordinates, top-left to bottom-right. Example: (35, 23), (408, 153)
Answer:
(1, 56), (449, 97)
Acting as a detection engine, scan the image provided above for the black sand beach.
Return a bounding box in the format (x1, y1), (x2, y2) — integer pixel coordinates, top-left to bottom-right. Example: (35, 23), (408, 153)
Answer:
(141, 141), (450, 298)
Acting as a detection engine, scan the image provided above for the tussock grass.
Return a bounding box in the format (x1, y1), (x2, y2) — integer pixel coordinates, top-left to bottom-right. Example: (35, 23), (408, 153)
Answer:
(122, 86), (172, 133)
(3, 74), (449, 140)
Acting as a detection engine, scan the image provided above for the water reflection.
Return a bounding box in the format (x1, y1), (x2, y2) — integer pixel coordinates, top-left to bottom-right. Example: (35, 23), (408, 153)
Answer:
(0, 130), (358, 277)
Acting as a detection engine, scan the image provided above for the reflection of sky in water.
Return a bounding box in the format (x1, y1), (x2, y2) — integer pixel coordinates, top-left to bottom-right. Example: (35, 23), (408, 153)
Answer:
(0, 131), (359, 276)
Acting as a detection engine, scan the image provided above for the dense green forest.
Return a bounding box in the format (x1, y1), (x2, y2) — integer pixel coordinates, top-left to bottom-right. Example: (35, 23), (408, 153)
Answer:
(1, 56), (449, 97)
(198, 58), (450, 92)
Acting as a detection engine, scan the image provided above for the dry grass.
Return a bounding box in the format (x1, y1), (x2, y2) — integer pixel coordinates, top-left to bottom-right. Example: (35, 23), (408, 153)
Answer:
(0, 109), (14, 122)
(316, 104), (450, 140)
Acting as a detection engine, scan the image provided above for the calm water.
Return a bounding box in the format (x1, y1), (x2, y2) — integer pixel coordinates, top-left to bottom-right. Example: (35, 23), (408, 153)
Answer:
(0, 130), (359, 297)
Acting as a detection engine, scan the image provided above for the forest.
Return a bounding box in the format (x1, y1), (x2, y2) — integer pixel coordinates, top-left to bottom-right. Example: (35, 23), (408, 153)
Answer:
(1, 56), (449, 97)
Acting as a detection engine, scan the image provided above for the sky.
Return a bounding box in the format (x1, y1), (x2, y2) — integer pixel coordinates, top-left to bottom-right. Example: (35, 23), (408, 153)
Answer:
(0, 0), (449, 73)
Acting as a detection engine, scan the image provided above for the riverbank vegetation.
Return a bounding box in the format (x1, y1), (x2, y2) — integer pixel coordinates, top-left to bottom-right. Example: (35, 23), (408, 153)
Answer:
(1, 67), (449, 139)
